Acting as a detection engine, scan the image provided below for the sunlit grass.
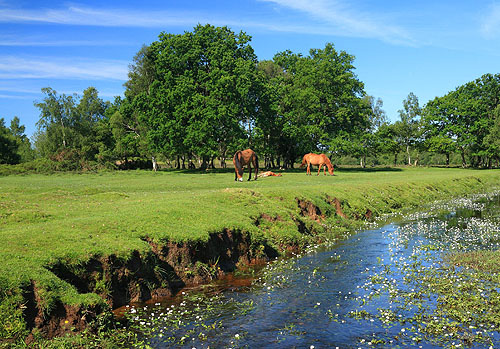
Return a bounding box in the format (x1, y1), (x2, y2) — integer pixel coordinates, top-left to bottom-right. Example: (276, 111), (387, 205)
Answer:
(1, 167), (500, 345)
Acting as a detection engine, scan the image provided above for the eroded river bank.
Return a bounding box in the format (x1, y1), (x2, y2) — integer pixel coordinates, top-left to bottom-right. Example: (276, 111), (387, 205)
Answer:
(123, 192), (500, 348)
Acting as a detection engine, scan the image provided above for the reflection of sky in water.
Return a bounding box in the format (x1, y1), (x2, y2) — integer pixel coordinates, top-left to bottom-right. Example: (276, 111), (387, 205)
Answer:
(133, 193), (500, 348)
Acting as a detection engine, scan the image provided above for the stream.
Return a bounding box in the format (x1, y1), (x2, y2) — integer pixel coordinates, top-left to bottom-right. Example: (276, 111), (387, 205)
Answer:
(126, 192), (500, 348)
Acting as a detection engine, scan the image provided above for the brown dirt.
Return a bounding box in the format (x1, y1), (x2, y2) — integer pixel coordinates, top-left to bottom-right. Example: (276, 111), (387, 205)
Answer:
(296, 198), (325, 222)
(23, 281), (104, 345)
(326, 196), (348, 219)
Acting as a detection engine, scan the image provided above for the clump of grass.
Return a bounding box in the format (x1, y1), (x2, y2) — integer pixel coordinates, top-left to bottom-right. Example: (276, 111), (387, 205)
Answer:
(446, 250), (500, 272)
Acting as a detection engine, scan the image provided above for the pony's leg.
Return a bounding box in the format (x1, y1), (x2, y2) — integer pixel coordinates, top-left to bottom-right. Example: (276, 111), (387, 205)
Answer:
(317, 164), (322, 176)
(307, 163), (310, 175)
(248, 165), (252, 181)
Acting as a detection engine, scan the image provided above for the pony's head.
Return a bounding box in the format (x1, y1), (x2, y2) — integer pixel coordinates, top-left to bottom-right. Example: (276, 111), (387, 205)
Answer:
(233, 151), (244, 181)
(326, 161), (334, 175)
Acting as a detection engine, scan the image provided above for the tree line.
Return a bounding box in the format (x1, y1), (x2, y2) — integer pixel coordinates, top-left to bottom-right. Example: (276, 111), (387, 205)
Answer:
(1, 24), (499, 170)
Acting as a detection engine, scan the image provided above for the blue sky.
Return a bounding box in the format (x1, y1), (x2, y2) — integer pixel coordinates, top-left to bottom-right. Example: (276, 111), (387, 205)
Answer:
(1, 0), (500, 137)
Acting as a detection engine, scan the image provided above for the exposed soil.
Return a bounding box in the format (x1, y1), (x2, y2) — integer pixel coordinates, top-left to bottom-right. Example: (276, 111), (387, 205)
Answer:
(23, 281), (105, 345)
(296, 198), (325, 222)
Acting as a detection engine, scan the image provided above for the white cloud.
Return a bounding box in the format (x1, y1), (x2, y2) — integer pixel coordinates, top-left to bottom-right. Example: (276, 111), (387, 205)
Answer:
(0, 56), (129, 81)
(480, 2), (500, 38)
(0, 34), (132, 47)
(0, 2), (415, 45)
(260, 0), (416, 45)
(0, 5), (201, 27)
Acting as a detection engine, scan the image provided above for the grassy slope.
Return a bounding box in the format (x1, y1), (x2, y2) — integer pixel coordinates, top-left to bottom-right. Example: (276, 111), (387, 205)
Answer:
(1, 167), (500, 312)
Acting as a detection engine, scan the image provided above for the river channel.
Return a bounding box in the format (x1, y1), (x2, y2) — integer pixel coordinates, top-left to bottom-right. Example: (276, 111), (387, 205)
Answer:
(125, 192), (500, 348)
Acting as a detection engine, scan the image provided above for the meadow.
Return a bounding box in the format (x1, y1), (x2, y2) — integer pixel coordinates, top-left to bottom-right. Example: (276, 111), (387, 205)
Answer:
(2, 166), (500, 344)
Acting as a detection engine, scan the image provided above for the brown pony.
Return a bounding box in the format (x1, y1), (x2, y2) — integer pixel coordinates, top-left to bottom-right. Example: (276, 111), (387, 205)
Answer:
(233, 149), (259, 181)
(299, 153), (334, 176)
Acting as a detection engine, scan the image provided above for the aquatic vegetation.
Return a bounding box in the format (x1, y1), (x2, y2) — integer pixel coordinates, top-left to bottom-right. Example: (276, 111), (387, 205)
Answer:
(351, 192), (500, 347)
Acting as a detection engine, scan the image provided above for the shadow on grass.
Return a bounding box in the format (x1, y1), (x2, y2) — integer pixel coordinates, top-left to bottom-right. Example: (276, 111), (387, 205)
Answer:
(159, 165), (408, 175)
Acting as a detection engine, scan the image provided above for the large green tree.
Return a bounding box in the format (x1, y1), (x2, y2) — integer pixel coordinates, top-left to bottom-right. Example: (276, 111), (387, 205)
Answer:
(271, 43), (369, 166)
(125, 24), (261, 169)
(422, 73), (500, 167)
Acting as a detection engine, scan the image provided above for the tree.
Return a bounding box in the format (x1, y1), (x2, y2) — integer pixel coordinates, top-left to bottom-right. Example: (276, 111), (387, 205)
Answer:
(376, 123), (401, 166)
(483, 105), (500, 167)
(76, 87), (109, 160)
(355, 96), (388, 167)
(0, 118), (20, 164)
(421, 74), (500, 167)
(125, 24), (261, 169)
(8, 116), (34, 162)
(34, 88), (77, 155)
(422, 95), (457, 166)
(397, 92), (421, 165)
(33, 87), (109, 163)
(271, 43), (369, 166)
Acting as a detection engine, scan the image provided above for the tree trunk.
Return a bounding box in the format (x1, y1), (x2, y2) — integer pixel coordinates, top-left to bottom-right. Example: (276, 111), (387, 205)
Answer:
(461, 151), (466, 168)
(446, 153), (450, 167)
(220, 156), (226, 168)
(200, 156), (209, 170)
(394, 153), (398, 166)
(152, 156), (158, 172)
(406, 145), (411, 166)
(60, 118), (67, 148)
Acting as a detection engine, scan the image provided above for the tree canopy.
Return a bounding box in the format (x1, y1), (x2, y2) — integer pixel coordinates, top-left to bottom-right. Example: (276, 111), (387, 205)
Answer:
(3, 25), (498, 171)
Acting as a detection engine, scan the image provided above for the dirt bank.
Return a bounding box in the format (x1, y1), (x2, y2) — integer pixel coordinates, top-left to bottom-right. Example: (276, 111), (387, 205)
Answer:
(21, 196), (355, 342)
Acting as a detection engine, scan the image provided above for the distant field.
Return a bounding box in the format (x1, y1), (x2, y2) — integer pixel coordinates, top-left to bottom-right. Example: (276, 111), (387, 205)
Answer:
(1, 167), (500, 342)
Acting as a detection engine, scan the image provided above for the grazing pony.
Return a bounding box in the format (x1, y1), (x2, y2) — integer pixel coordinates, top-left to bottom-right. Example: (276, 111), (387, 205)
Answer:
(233, 149), (259, 181)
(299, 153), (334, 176)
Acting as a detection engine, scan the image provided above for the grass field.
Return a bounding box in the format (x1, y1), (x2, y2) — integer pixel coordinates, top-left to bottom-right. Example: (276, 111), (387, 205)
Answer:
(2, 166), (500, 343)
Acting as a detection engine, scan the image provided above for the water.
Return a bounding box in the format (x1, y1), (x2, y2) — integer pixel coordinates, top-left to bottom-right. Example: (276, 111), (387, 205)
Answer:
(127, 192), (500, 348)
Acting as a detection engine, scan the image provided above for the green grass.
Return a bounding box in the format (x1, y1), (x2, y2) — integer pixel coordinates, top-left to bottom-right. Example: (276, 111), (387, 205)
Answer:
(1, 166), (500, 343)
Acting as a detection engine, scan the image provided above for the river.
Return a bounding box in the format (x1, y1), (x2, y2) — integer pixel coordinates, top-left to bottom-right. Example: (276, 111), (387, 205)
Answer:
(125, 192), (500, 348)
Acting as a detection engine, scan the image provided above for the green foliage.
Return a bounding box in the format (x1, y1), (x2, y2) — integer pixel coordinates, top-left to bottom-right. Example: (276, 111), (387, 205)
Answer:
(33, 87), (112, 166)
(0, 118), (21, 165)
(125, 24), (260, 168)
(422, 73), (500, 167)
(269, 43), (370, 166)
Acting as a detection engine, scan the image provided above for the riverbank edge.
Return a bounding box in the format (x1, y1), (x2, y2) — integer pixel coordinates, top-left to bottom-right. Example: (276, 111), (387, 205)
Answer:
(6, 173), (500, 346)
